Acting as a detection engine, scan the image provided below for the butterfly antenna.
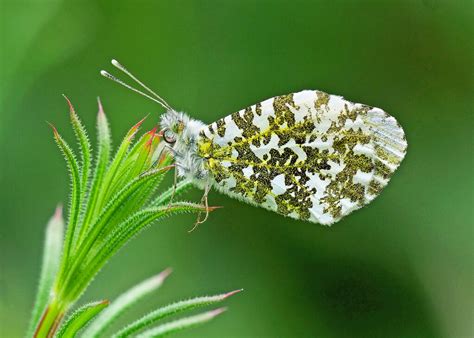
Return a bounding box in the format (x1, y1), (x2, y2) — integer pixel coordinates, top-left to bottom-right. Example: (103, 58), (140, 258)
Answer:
(111, 59), (173, 111)
(100, 70), (169, 110)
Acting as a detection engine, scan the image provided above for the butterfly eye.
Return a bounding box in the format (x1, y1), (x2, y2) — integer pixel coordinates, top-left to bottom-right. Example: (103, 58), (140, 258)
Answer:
(163, 129), (176, 144)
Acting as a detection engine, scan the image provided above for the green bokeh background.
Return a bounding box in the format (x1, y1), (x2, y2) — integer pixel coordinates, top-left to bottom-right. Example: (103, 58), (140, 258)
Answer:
(1, 1), (473, 337)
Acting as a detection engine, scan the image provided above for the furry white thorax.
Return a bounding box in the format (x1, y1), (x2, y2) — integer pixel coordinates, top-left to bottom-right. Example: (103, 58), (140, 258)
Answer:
(160, 110), (210, 188)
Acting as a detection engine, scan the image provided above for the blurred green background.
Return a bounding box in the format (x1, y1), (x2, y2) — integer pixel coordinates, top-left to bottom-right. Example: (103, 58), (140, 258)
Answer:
(1, 0), (473, 337)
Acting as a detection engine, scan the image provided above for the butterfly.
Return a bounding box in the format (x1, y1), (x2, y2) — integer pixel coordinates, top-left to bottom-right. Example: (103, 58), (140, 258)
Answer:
(101, 60), (407, 226)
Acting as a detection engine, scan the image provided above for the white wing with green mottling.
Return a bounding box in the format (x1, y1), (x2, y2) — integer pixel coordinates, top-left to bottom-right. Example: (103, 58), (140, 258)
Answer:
(197, 90), (407, 225)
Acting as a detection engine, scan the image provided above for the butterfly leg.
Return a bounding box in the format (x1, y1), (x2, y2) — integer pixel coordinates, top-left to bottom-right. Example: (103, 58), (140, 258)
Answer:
(189, 182), (211, 232)
(199, 184), (211, 223)
(150, 144), (168, 168)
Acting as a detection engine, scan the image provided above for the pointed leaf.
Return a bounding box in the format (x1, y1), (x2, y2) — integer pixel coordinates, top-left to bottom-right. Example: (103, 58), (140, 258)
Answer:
(56, 300), (109, 338)
(86, 166), (172, 252)
(68, 202), (210, 300)
(26, 205), (64, 337)
(109, 156), (172, 230)
(60, 167), (174, 300)
(97, 116), (147, 209)
(64, 96), (92, 199)
(135, 308), (227, 338)
(77, 99), (111, 246)
(63, 96), (92, 251)
(82, 269), (171, 338)
(49, 124), (81, 284)
(111, 127), (160, 193)
(113, 290), (241, 338)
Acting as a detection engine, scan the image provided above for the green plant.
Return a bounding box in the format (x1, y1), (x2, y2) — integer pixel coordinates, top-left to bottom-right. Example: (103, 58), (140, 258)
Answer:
(28, 97), (240, 337)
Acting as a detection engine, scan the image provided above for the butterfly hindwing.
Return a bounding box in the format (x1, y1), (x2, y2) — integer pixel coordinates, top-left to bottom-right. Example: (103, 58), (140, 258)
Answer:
(197, 90), (407, 225)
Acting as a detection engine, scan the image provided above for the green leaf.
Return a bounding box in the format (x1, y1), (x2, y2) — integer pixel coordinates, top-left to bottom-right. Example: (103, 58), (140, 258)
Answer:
(82, 269), (171, 338)
(134, 308), (227, 338)
(59, 168), (175, 300)
(110, 154), (173, 229)
(64, 96), (91, 202)
(96, 116), (147, 210)
(56, 300), (109, 338)
(26, 205), (64, 337)
(49, 124), (82, 285)
(120, 126), (154, 163)
(113, 290), (241, 338)
(110, 127), (161, 194)
(63, 96), (92, 251)
(98, 133), (169, 233)
(76, 98), (111, 247)
(31, 100), (240, 338)
(68, 202), (209, 301)
(84, 167), (172, 253)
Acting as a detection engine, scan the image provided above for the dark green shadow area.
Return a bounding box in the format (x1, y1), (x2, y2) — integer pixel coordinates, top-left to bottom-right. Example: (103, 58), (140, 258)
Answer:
(308, 258), (440, 338)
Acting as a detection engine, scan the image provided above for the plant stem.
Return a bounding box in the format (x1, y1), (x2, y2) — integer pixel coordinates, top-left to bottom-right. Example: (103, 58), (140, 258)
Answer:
(33, 297), (69, 338)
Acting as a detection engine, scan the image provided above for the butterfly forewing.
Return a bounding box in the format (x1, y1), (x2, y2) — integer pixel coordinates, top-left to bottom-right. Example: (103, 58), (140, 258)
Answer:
(197, 90), (407, 225)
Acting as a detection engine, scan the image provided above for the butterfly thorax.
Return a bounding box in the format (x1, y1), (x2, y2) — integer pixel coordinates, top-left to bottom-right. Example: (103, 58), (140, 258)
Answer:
(160, 110), (210, 186)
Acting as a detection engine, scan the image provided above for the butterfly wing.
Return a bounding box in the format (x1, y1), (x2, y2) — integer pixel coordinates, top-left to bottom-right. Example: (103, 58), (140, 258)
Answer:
(197, 90), (407, 225)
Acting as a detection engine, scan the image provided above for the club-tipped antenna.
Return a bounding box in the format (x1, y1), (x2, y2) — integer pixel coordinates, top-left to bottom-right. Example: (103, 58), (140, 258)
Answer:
(100, 70), (170, 110)
(111, 59), (173, 110)
(112, 59), (172, 109)
(100, 59), (174, 111)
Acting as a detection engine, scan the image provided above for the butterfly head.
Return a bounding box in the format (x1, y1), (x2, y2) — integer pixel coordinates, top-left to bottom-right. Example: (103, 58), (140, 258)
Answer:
(159, 110), (209, 181)
(100, 59), (208, 180)
(160, 110), (188, 145)
(160, 110), (206, 148)
(160, 110), (185, 145)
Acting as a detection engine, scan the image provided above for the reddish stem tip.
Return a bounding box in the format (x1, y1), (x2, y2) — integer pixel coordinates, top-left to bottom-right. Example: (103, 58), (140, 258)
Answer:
(145, 127), (158, 147)
(46, 121), (59, 137)
(131, 114), (149, 131)
(156, 267), (173, 282)
(97, 97), (105, 117)
(54, 204), (63, 219)
(127, 116), (149, 141)
(62, 94), (75, 114)
(209, 307), (227, 318)
(147, 126), (158, 135)
(207, 205), (224, 212)
(223, 289), (244, 299)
